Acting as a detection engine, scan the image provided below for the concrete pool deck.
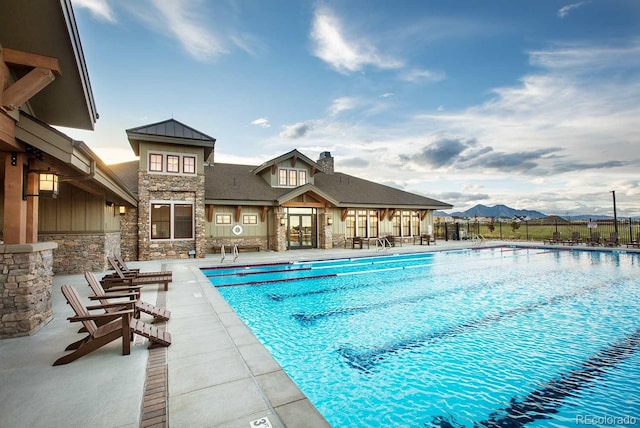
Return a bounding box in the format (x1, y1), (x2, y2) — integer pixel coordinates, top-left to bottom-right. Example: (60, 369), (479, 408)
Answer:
(1, 240), (638, 427)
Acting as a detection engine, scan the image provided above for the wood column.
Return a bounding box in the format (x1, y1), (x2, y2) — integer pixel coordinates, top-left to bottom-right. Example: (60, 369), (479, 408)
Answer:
(3, 152), (27, 244)
(26, 171), (39, 243)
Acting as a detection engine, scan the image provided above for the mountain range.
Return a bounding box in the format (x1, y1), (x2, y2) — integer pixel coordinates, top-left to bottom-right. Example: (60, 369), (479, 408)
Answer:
(435, 204), (618, 220)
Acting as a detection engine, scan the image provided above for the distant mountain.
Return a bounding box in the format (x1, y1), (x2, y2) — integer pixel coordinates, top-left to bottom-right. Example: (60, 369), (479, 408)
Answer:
(438, 204), (547, 219)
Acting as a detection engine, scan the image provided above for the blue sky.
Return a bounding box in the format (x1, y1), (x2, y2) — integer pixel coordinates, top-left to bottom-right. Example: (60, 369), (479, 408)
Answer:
(60, 0), (640, 217)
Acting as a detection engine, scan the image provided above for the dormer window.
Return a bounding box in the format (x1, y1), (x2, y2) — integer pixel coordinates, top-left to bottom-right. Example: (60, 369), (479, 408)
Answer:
(147, 151), (197, 175)
(277, 168), (308, 187)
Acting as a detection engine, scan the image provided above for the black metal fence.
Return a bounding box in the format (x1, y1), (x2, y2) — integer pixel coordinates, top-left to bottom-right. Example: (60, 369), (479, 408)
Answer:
(434, 218), (640, 245)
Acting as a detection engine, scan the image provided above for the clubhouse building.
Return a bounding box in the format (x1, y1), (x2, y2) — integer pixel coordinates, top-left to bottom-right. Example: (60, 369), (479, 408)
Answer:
(0, 1), (451, 338)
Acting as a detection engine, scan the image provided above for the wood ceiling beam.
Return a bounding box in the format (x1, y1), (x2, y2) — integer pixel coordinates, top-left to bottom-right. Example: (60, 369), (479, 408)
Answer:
(2, 48), (62, 76)
(2, 67), (55, 111)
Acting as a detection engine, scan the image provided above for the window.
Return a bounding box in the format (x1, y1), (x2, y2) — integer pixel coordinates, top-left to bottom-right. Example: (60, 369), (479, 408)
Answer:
(167, 155), (180, 173)
(243, 214), (257, 225)
(151, 204), (170, 239)
(279, 169), (288, 186)
(151, 202), (193, 240)
(149, 154), (163, 172)
(289, 170), (297, 186)
(277, 168), (309, 187)
(392, 211), (401, 236)
(346, 210), (356, 237)
(369, 211), (379, 237)
(402, 211), (411, 236)
(183, 156), (196, 174)
(215, 214), (231, 224)
(357, 210), (368, 237)
(411, 211), (420, 236)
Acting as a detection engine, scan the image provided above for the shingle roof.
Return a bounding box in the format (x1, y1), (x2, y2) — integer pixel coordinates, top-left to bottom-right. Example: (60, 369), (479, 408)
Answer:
(108, 161), (139, 197)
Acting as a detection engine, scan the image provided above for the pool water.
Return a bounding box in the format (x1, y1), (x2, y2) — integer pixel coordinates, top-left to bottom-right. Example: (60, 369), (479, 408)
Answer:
(203, 248), (640, 427)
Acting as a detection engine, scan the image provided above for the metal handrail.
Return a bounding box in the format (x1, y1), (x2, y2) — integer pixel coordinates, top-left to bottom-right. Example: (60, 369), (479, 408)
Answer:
(220, 244), (226, 262)
(233, 244), (239, 262)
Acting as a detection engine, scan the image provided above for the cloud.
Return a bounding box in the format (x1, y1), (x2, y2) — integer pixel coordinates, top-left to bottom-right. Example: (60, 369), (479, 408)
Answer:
(557, 2), (591, 18)
(340, 157), (369, 168)
(380, 93), (395, 98)
(399, 68), (446, 83)
(73, 0), (116, 22)
(329, 97), (358, 116)
(280, 122), (315, 139)
(150, 0), (227, 61)
(251, 118), (270, 128)
(310, 5), (403, 73)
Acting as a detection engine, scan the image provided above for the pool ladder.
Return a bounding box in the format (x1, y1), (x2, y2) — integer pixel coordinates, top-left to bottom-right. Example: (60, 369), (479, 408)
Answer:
(375, 237), (393, 251)
(220, 244), (240, 262)
(470, 234), (486, 246)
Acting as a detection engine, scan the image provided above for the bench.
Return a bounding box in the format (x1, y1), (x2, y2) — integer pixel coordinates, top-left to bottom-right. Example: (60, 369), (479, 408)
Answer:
(413, 234), (435, 245)
(211, 244), (260, 254)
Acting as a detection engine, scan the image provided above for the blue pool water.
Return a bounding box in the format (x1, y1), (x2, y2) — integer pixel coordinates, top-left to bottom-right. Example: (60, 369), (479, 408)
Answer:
(203, 248), (640, 427)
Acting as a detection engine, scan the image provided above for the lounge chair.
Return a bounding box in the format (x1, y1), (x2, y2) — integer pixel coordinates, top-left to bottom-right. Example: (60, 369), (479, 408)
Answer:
(603, 232), (619, 247)
(54, 285), (171, 366)
(627, 239), (640, 248)
(85, 272), (170, 322)
(564, 232), (582, 245)
(113, 254), (173, 279)
(587, 232), (601, 246)
(102, 257), (172, 291)
(544, 232), (562, 244)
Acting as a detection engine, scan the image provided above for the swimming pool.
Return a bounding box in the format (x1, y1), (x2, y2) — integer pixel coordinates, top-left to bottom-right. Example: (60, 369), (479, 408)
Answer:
(203, 248), (640, 427)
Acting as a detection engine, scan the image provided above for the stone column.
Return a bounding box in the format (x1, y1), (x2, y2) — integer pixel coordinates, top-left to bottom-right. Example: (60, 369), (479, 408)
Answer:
(275, 210), (287, 252)
(319, 212), (333, 249)
(0, 242), (57, 339)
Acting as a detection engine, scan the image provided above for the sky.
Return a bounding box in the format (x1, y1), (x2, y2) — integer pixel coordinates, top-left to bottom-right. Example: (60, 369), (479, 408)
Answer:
(59, 0), (640, 217)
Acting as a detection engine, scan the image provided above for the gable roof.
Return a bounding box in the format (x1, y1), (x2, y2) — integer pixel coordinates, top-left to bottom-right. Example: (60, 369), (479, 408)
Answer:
(126, 119), (215, 158)
(251, 149), (321, 175)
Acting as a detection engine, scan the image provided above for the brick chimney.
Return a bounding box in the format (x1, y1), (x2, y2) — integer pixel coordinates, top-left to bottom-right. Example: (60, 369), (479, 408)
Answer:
(317, 151), (334, 175)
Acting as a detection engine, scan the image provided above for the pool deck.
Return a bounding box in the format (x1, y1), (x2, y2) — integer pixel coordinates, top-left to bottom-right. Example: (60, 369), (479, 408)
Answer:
(1, 239), (638, 427)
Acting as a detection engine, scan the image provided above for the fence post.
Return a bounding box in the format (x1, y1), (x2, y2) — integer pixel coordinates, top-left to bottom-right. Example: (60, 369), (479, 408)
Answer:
(525, 220), (529, 241)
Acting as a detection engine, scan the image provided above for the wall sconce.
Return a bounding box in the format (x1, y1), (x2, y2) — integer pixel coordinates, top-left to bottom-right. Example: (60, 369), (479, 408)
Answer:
(119, 205), (126, 215)
(280, 217), (286, 226)
(39, 173), (59, 198)
(106, 201), (114, 207)
(327, 217), (333, 226)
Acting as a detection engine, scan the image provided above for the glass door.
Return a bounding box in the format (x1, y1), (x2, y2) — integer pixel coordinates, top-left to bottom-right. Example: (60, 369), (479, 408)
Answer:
(287, 208), (316, 249)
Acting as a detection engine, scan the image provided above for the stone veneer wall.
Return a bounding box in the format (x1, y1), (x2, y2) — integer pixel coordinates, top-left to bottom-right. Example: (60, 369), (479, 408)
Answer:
(39, 232), (120, 274)
(138, 172), (205, 260)
(120, 207), (139, 261)
(0, 242), (57, 338)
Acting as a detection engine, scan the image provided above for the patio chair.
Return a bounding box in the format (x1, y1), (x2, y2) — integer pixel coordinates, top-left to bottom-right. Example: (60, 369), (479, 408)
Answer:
(85, 271), (170, 322)
(587, 232), (601, 246)
(54, 285), (171, 366)
(113, 254), (173, 279)
(102, 257), (172, 291)
(544, 232), (562, 244)
(413, 234), (435, 245)
(603, 232), (619, 247)
(626, 238), (640, 248)
(564, 231), (582, 245)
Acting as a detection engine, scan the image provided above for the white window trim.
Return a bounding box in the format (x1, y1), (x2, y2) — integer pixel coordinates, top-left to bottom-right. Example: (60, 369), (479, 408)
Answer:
(276, 167), (309, 187)
(147, 151), (198, 176)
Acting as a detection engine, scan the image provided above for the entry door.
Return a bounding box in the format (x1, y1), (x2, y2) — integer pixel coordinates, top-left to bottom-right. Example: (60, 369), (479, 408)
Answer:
(288, 214), (314, 249)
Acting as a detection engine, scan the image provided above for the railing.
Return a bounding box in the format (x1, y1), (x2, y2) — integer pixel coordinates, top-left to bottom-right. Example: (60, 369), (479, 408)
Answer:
(220, 244), (240, 263)
(470, 234), (486, 246)
(375, 237), (392, 251)
(233, 244), (239, 262)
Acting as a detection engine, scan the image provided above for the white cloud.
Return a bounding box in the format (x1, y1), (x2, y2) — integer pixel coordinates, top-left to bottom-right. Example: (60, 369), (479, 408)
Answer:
(280, 122), (315, 139)
(557, 1), (591, 18)
(73, 0), (116, 22)
(251, 118), (270, 128)
(380, 93), (395, 98)
(329, 97), (358, 116)
(310, 5), (403, 73)
(399, 68), (446, 83)
(150, 0), (227, 61)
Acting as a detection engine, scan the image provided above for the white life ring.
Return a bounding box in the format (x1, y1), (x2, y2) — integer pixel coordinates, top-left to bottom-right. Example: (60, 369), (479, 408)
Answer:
(232, 224), (243, 236)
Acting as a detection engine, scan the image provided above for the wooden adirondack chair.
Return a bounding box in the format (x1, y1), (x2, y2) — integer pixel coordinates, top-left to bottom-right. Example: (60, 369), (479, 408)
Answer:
(114, 254), (173, 280)
(85, 272), (170, 322)
(101, 257), (172, 291)
(54, 285), (171, 366)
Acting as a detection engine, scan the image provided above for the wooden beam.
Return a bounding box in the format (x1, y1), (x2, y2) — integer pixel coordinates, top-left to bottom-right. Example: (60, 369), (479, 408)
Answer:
(0, 111), (19, 150)
(3, 48), (62, 76)
(261, 206), (269, 222)
(3, 67), (56, 110)
(3, 153), (27, 244)
(291, 154), (297, 167)
(282, 201), (325, 208)
(26, 171), (39, 243)
(310, 166), (316, 177)
(207, 205), (214, 223)
(388, 209), (397, 220)
(380, 208), (388, 221)
(235, 206), (242, 223)
(341, 208), (349, 222)
(271, 163), (277, 175)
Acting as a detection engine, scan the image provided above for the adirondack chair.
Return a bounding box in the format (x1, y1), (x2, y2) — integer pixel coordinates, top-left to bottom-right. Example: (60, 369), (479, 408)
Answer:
(54, 285), (171, 365)
(101, 257), (172, 291)
(85, 272), (170, 322)
(113, 254), (173, 280)
(587, 232), (601, 246)
(544, 232), (561, 244)
(604, 232), (619, 247)
(564, 231), (582, 245)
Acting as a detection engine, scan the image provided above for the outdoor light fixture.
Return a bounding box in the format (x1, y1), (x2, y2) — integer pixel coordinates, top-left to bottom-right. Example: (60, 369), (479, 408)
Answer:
(327, 217), (333, 226)
(119, 205), (126, 215)
(280, 217), (286, 226)
(38, 172), (59, 198)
